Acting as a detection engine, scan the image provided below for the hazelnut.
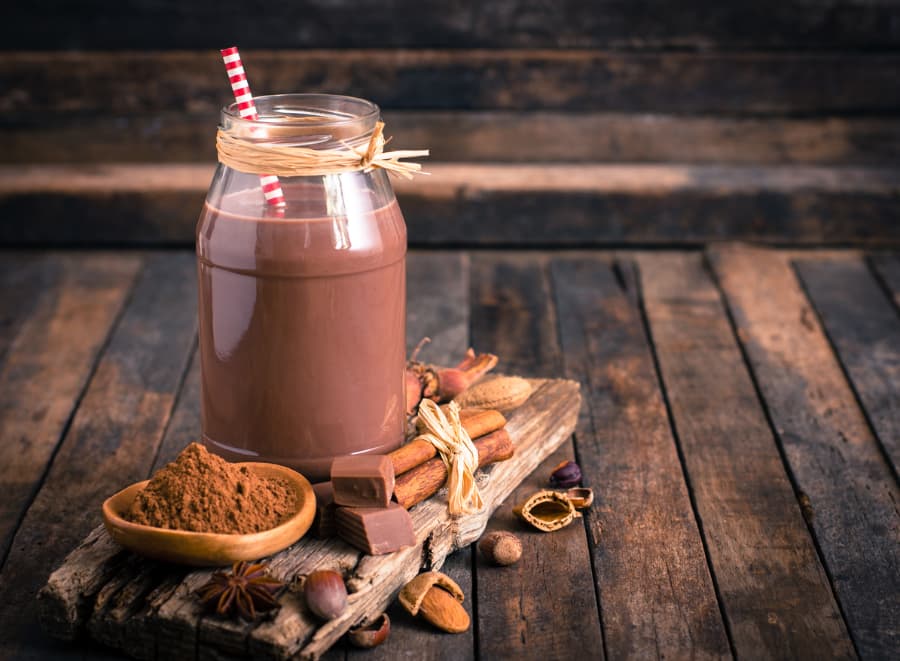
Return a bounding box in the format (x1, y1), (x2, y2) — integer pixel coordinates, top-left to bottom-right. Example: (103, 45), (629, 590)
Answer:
(348, 612), (390, 648)
(549, 460), (582, 488)
(304, 570), (347, 620)
(478, 531), (522, 566)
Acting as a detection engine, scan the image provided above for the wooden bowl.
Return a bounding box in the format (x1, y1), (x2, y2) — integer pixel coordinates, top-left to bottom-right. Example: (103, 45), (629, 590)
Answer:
(102, 462), (316, 566)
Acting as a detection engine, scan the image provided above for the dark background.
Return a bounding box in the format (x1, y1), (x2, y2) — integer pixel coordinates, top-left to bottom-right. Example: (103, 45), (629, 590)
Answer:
(2, 1), (899, 246)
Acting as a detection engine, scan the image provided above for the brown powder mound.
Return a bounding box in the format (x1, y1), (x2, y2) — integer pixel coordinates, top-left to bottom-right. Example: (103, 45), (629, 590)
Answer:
(126, 442), (296, 534)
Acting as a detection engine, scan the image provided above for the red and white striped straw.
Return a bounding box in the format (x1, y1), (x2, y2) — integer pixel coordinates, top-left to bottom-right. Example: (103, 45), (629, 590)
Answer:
(220, 46), (285, 208)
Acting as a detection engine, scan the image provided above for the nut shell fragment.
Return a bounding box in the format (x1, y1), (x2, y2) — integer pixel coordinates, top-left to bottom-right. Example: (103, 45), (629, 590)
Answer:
(514, 490), (581, 532)
(566, 487), (594, 509)
(348, 612), (390, 648)
(399, 571), (464, 616)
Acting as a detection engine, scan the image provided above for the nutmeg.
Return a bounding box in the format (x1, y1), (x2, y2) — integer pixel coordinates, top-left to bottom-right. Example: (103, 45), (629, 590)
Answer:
(478, 531), (523, 566)
(304, 570), (347, 620)
(348, 612), (390, 648)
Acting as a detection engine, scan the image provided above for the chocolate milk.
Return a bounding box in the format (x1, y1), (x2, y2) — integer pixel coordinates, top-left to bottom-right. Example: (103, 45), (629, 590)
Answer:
(196, 182), (406, 480)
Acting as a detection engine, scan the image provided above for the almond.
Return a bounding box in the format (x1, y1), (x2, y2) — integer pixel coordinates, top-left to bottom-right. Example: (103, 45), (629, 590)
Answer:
(418, 585), (470, 633)
(453, 376), (533, 412)
(398, 571), (470, 633)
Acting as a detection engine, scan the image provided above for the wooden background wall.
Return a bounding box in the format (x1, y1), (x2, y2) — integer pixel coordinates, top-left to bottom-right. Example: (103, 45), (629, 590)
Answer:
(2, 2), (899, 246)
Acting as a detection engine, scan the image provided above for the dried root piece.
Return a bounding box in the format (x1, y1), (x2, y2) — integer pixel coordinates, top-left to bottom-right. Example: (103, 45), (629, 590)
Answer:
(406, 341), (499, 416)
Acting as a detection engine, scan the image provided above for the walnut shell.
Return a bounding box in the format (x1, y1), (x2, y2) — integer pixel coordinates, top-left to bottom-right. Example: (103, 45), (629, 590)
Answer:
(513, 490), (581, 532)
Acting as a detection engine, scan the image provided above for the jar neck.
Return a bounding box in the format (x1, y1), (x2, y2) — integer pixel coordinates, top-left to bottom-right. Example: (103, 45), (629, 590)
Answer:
(221, 93), (380, 149)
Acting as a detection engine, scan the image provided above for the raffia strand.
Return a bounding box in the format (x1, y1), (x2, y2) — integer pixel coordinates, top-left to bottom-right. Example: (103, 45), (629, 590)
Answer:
(414, 399), (484, 515)
(216, 121), (429, 179)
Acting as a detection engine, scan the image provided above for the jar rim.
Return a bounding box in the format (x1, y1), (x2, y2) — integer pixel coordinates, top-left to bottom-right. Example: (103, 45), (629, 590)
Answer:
(222, 93), (380, 129)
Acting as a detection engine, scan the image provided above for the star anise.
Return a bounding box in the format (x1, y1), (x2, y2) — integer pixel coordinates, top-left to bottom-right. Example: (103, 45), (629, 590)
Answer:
(197, 561), (284, 620)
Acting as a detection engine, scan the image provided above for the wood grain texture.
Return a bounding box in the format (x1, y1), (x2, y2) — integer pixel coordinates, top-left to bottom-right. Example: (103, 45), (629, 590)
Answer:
(3, 164), (898, 247)
(5, 2), (900, 50)
(9, 112), (900, 166)
(5, 50), (900, 115)
(469, 253), (605, 660)
(870, 255), (900, 308)
(709, 245), (900, 659)
(0, 254), (47, 365)
(0, 253), (140, 562)
(795, 258), (900, 478)
(639, 252), (854, 659)
(550, 255), (730, 659)
(0, 253), (197, 658)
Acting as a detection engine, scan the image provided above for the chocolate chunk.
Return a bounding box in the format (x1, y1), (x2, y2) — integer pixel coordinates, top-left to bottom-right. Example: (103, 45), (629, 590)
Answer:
(331, 455), (395, 508)
(335, 503), (416, 555)
(311, 481), (337, 538)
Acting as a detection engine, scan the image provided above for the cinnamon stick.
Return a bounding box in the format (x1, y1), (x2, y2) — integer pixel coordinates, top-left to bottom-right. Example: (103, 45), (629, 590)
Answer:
(393, 429), (514, 509)
(389, 409), (506, 475)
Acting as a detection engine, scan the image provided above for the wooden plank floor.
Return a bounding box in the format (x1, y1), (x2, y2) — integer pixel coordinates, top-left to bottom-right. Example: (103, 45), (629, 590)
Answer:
(0, 246), (898, 660)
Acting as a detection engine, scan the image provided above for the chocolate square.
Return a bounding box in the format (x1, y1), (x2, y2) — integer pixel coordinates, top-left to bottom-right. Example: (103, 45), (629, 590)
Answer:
(335, 503), (416, 555)
(331, 454), (395, 508)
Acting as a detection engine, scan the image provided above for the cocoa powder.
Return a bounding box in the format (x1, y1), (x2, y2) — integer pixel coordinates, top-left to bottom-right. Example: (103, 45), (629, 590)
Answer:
(126, 443), (296, 534)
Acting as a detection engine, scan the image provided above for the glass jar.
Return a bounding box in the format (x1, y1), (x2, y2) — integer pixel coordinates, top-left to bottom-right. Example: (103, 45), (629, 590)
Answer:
(196, 94), (407, 481)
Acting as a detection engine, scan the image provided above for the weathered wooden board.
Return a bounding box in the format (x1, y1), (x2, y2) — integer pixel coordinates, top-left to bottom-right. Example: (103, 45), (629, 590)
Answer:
(469, 254), (604, 659)
(0, 253), (198, 660)
(0, 253), (140, 562)
(3, 164), (899, 247)
(5, 51), (899, 116)
(6, 1), (900, 50)
(38, 378), (581, 660)
(709, 245), (900, 659)
(870, 255), (900, 308)
(795, 258), (900, 479)
(638, 252), (854, 658)
(8, 111), (900, 166)
(0, 254), (49, 365)
(551, 256), (731, 659)
(6, 2), (900, 50)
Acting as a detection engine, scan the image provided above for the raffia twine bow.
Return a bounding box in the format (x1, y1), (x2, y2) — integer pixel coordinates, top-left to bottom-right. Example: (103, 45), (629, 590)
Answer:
(414, 399), (483, 515)
(216, 121), (429, 179)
